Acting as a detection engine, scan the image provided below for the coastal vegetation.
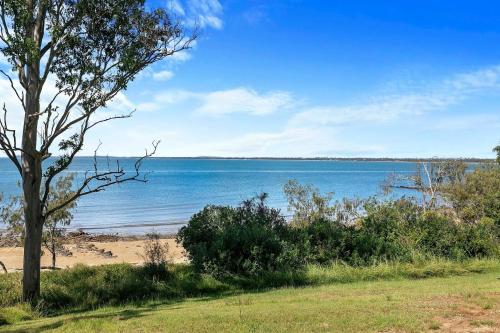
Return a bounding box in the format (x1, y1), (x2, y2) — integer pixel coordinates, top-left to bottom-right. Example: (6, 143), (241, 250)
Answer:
(177, 159), (499, 277)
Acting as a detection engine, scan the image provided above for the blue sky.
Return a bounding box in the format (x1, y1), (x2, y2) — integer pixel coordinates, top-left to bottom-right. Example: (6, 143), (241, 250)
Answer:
(2, 0), (500, 157)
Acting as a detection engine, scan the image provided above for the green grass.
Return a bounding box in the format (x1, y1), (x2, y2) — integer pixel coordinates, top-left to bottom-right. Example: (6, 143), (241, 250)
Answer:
(1, 267), (499, 332)
(0, 259), (499, 332)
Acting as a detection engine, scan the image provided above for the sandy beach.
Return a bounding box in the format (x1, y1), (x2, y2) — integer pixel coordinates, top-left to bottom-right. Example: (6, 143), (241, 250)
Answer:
(0, 236), (187, 273)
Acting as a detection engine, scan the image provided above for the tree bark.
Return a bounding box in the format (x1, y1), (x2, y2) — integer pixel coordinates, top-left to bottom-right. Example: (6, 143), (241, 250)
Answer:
(21, 118), (43, 302)
(22, 216), (43, 301)
(21, 35), (43, 301)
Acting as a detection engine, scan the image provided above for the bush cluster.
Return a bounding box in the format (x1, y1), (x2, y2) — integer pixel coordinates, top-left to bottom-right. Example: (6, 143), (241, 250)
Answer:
(301, 199), (499, 266)
(179, 190), (499, 276)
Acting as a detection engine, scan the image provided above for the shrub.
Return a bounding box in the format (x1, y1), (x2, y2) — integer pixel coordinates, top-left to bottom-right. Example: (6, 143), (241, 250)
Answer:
(351, 200), (414, 264)
(410, 211), (467, 259)
(177, 194), (305, 276)
(441, 166), (500, 227)
(142, 232), (171, 279)
(460, 217), (499, 258)
(297, 218), (354, 264)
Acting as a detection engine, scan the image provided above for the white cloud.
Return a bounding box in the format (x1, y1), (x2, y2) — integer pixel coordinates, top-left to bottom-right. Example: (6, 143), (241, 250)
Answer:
(291, 65), (500, 128)
(445, 65), (500, 91)
(169, 50), (192, 62)
(169, 0), (185, 16)
(135, 89), (197, 111)
(3, 63), (500, 158)
(194, 65), (500, 157)
(427, 114), (500, 131)
(289, 93), (456, 127)
(152, 70), (174, 81)
(178, 126), (386, 157)
(195, 88), (294, 116)
(187, 0), (223, 29)
(134, 87), (294, 115)
(168, 0), (223, 30)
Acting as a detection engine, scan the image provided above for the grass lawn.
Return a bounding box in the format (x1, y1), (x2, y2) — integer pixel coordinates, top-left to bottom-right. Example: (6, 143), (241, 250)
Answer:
(1, 267), (499, 333)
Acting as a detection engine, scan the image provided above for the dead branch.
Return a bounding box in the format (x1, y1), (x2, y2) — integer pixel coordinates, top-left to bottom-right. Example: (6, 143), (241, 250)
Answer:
(0, 104), (22, 174)
(43, 140), (159, 218)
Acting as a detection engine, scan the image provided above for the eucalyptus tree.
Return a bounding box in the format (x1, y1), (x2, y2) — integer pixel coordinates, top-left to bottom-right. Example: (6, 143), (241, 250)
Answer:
(0, 0), (195, 302)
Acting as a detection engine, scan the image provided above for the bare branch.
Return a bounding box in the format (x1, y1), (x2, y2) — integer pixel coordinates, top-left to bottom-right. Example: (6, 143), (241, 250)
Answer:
(0, 104), (22, 174)
(40, 110), (135, 209)
(44, 141), (159, 218)
(0, 70), (26, 110)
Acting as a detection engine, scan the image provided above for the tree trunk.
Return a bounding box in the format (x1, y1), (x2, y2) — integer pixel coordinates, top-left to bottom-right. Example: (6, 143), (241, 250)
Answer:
(51, 239), (56, 269)
(21, 48), (43, 302)
(22, 128), (44, 302)
(22, 214), (43, 302)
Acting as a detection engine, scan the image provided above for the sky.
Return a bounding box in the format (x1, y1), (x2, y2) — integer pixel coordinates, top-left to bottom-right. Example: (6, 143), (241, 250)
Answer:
(1, 0), (500, 158)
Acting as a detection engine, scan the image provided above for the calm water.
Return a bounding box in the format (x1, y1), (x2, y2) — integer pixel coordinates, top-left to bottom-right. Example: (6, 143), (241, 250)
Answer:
(0, 158), (417, 234)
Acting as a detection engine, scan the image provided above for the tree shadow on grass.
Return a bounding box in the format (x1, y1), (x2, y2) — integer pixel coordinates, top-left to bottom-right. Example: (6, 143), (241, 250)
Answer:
(1, 307), (160, 333)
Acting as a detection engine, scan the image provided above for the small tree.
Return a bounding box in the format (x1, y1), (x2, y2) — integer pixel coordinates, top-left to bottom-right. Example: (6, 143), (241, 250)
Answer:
(42, 174), (76, 269)
(1, 174), (77, 269)
(142, 231), (169, 268)
(283, 180), (335, 226)
(284, 180), (363, 226)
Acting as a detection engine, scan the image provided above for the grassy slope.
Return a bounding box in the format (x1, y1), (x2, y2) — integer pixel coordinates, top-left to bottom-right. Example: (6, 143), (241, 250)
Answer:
(1, 264), (499, 333)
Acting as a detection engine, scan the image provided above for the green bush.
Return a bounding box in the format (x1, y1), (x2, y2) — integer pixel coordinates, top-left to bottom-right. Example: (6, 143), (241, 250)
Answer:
(350, 200), (414, 264)
(295, 218), (353, 264)
(442, 166), (500, 226)
(177, 194), (305, 276)
(410, 210), (464, 259)
(180, 189), (499, 275)
(460, 217), (499, 258)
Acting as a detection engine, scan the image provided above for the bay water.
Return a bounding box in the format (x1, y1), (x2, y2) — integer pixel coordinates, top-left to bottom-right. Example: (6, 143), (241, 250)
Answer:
(0, 158), (417, 234)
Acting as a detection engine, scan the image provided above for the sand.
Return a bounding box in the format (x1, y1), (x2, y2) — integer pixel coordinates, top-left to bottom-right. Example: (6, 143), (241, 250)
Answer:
(0, 238), (187, 273)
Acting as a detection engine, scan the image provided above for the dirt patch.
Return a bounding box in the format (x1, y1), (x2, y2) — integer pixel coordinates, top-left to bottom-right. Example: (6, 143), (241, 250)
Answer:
(430, 295), (500, 332)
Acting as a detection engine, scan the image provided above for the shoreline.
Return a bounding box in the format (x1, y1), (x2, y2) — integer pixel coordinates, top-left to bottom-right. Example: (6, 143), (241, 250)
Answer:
(0, 231), (187, 273)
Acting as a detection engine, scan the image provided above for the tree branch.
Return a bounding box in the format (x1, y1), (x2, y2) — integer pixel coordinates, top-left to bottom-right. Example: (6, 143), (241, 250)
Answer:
(0, 104), (22, 174)
(0, 70), (26, 110)
(43, 140), (159, 218)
